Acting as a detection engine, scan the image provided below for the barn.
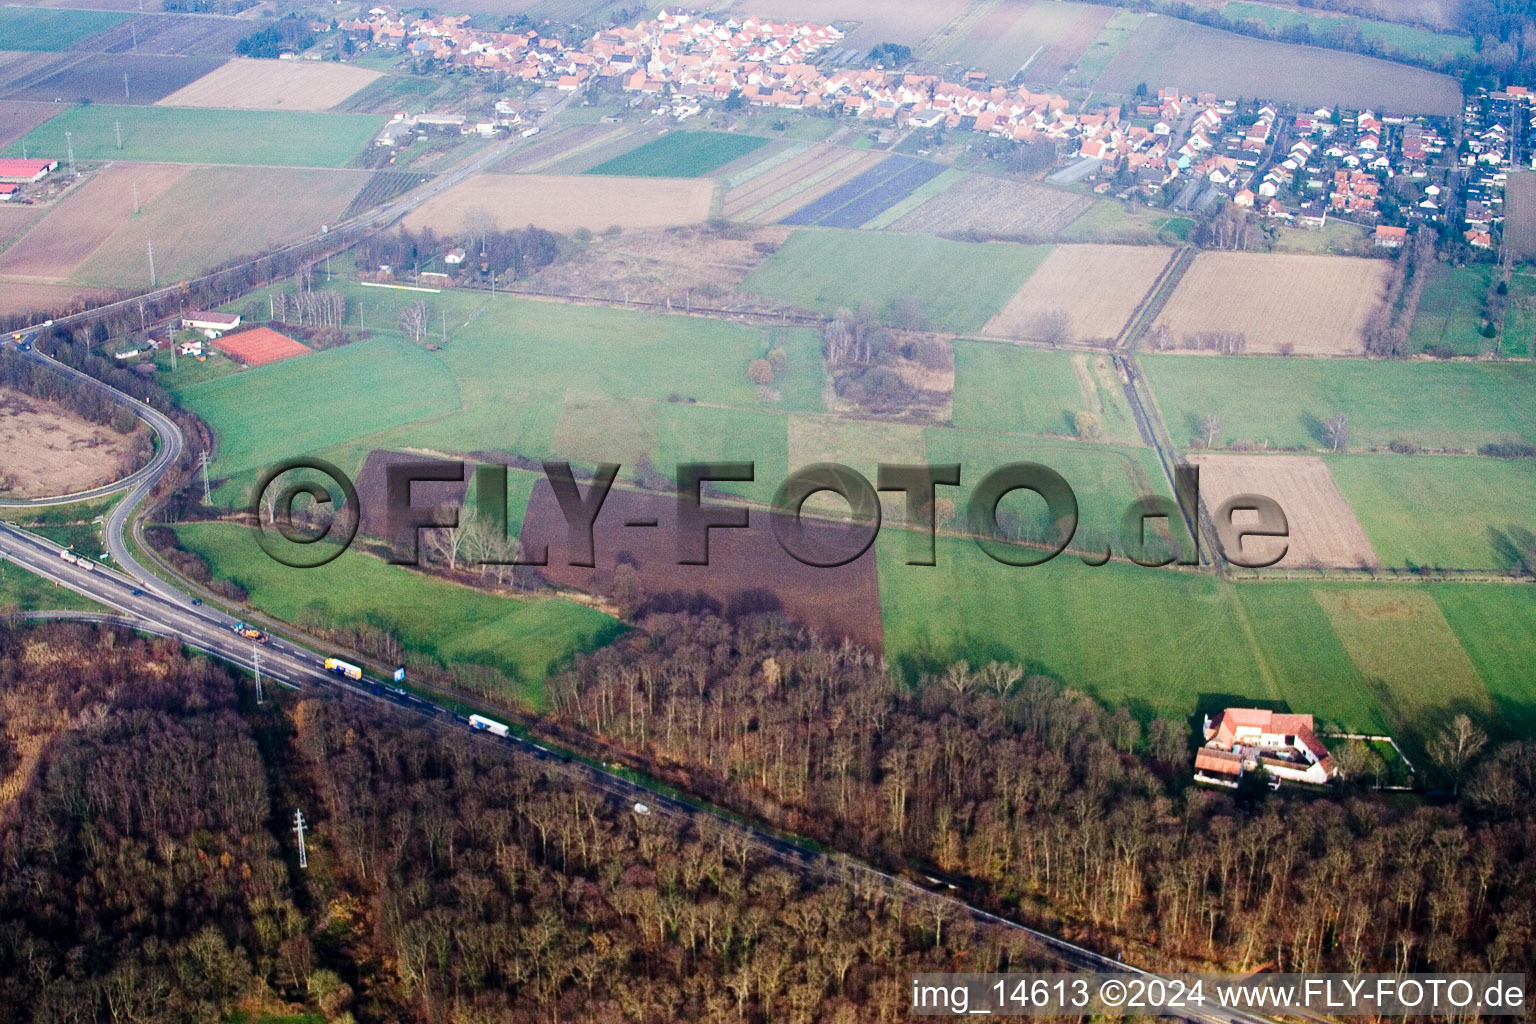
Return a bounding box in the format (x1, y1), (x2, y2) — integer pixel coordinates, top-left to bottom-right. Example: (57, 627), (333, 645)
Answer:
(0, 158), (59, 185)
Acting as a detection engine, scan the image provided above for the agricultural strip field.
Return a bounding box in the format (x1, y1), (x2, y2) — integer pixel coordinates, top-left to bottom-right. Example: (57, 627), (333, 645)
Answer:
(0, 162), (189, 281)
(1406, 262), (1498, 356)
(1067, 9), (1145, 86)
(1141, 355), (1536, 452)
(1187, 454), (1379, 570)
(936, 0), (1113, 85)
(1221, 2), (1474, 62)
(727, 0), (974, 53)
(493, 125), (633, 173)
(1503, 172), (1536, 261)
(721, 145), (886, 223)
(584, 130), (768, 178)
(71, 13), (263, 56)
(984, 244), (1174, 344)
(1327, 454), (1536, 572)
(740, 230), (1049, 333)
(402, 173), (713, 234)
(157, 58), (382, 112)
(951, 341), (1142, 444)
(173, 522), (617, 707)
(1154, 252), (1391, 355)
(890, 172), (1095, 239)
(1433, 585), (1536, 736)
(1094, 15), (1462, 115)
(859, 167), (966, 230)
(780, 155), (947, 229)
(71, 166), (368, 287)
(4, 105), (385, 167)
(0, 53), (223, 104)
(0, 6), (128, 50)
(0, 205), (40, 250)
(0, 281), (118, 318)
(0, 100), (61, 145)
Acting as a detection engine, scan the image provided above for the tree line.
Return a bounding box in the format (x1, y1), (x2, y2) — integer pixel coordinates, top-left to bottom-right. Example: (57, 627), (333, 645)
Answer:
(355, 224), (570, 283)
(548, 610), (1536, 978)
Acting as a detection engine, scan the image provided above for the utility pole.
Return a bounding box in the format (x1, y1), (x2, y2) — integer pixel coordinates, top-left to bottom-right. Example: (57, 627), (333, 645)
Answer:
(441, 307), (446, 343)
(146, 241), (155, 288)
(199, 451), (211, 504)
(131, 180), (139, 214)
(65, 131), (75, 176)
(114, 119), (122, 150)
(292, 809), (308, 869)
(122, 72), (129, 100)
(253, 644), (264, 703)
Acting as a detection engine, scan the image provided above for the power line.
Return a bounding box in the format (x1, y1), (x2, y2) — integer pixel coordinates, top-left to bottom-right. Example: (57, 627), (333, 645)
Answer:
(64, 131), (75, 176)
(253, 643), (264, 703)
(146, 241), (156, 288)
(292, 809), (308, 869)
(199, 451), (211, 504)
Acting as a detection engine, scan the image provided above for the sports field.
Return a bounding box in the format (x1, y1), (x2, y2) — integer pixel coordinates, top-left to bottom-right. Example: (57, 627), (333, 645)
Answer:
(4, 104), (385, 167)
(740, 230), (1050, 333)
(172, 522), (618, 707)
(71, 166), (368, 286)
(1142, 355), (1536, 452)
(157, 58), (383, 112)
(584, 130), (768, 177)
(0, 6), (128, 50)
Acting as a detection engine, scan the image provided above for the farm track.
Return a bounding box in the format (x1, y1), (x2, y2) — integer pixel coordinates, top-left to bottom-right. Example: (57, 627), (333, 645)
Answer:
(1117, 244), (1194, 350)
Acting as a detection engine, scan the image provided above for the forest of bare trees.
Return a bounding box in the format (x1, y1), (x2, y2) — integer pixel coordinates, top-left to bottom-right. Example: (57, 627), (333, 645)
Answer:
(549, 612), (1536, 979)
(0, 623), (1061, 1024)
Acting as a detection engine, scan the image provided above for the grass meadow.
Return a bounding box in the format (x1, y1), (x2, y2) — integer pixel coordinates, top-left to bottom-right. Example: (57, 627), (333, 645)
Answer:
(6, 105), (385, 167)
(1407, 263), (1498, 356)
(1221, 2), (1474, 63)
(0, 7), (128, 50)
(1328, 454), (1536, 571)
(173, 522), (618, 706)
(952, 342), (1141, 444)
(740, 230), (1050, 334)
(585, 131), (769, 177)
(1142, 355), (1536, 452)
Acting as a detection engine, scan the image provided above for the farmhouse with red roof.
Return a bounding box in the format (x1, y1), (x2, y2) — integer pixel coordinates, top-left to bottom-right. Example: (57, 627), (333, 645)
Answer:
(1194, 708), (1337, 788)
(0, 158), (58, 185)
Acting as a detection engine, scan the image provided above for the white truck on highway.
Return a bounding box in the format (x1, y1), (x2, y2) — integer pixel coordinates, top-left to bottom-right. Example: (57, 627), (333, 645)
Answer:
(469, 714), (510, 738)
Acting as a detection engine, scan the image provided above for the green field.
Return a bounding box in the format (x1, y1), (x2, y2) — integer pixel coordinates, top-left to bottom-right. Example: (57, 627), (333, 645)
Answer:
(0, 560), (106, 614)
(740, 230), (1050, 333)
(879, 535), (1268, 716)
(1329, 454), (1536, 571)
(1433, 585), (1536, 736)
(6, 105), (386, 168)
(951, 342), (1141, 444)
(181, 287), (827, 499)
(1222, 2), (1474, 62)
(0, 6), (128, 50)
(176, 336), (462, 477)
(173, 522), (618, 706)
(585, 130), (769, 177)
(1407, 262), (1498, 356)
(1058, 202), (1194, 244)
(1142, 355), (1536, 452)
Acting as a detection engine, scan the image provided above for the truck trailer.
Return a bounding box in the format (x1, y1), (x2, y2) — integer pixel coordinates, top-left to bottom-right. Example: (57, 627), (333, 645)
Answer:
(469, 714), (510, 738)
(324, 657), (363, 681)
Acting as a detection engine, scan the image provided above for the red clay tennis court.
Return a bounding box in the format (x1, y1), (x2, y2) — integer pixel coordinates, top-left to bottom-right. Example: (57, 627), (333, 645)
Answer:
(211, 327), (312, 367)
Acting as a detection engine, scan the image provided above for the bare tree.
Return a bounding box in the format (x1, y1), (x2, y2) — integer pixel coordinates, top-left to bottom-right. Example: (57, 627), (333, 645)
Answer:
(1200, 413), (1220, 449)
(398, 300), (430, 343)
(1324, 412), (1349, 452)
(1428, 713), (1488, 792)
(1034, 309), (1072, 348)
